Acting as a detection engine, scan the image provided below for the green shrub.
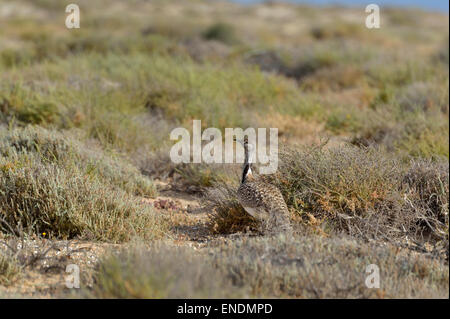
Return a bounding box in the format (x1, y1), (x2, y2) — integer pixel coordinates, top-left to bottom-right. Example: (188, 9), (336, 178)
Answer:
(0, 126), (157, 197)
(202, 23), (238, 45)
(0, 126), (164, 242)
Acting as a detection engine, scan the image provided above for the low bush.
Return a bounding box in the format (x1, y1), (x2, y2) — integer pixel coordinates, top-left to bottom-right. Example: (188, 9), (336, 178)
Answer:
(206, 144), (449, 254)
(0, 126), (165, 242)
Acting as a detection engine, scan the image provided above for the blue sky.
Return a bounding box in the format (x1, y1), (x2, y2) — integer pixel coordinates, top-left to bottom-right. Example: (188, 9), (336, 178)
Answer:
(230, 0), (449, 12)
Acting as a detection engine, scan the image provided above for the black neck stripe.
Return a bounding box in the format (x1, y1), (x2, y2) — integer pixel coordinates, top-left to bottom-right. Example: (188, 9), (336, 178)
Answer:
(241, 163), (250, 183)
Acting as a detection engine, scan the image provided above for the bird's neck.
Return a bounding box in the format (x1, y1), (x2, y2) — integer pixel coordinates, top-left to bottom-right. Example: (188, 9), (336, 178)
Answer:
(241, 163), (253, 184)
(241, 142), (254, 183)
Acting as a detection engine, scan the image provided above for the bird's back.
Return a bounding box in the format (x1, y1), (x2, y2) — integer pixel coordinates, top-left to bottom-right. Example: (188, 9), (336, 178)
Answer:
(237, 177), (291, 233)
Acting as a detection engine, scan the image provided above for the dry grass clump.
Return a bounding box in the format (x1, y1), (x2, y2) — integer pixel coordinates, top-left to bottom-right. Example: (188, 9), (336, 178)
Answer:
(205, 183), (258, 234)
(182, 37), (231, 63)
(83, 236), (449, 298)
(350, 80), (449, 158)
(310, 22), (363, 40)
(0, 126), (166, 242)
(402, 160), (449, 241)
(351, 112), (449, 159)
(0, 161), (162, 241)
(300, 65), (366, 92)
(83, 244), (246, 298)
(0, 251), (21, 286)
(396, 82), (449, 114)
(212, 235), (449, 298)
(272, 145), (448, 246)
(206, 144), (449, 254)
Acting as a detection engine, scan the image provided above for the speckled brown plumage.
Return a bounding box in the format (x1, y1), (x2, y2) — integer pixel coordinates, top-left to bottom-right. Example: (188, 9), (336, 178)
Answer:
(236, 136), (292, 234)
(237, 175), (292, 233)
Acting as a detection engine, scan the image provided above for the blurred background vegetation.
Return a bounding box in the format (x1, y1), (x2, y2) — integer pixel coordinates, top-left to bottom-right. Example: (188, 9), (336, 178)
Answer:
(0, 0), (448, 158)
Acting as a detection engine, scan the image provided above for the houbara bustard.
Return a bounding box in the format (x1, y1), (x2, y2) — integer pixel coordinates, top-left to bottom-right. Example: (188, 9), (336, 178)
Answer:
(235, 136), (292, 234)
